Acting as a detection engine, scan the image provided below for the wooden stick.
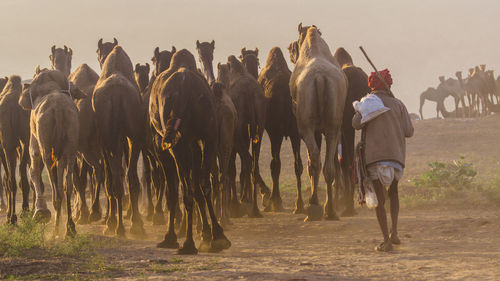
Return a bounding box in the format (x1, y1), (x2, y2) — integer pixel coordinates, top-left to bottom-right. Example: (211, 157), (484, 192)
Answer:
(359, 46), (393, 95)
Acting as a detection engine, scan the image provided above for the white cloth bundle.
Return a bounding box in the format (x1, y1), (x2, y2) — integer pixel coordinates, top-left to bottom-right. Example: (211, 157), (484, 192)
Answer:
(353, 94), (391, 124)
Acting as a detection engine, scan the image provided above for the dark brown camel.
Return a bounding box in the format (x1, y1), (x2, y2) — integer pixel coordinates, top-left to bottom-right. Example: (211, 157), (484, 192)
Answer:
(240, 47), (259, 79)
(93, 40), (145, 237)
(151, 66), (230, 254)
(152, 46), (176, 77)
(134, 63), (150, 94)
(210, 82), (237, 225)
(0, 76), (31, 224)
(50, 45), (72, 77)
(196, 40), (216, 85)
(332, 47), (370, 216)
(258, 47), (303, 213)
(68, 63), (103, 224)
(217, 55), (268, 218)
(19, 70), (85, 238)
(0, 76), (9, 213)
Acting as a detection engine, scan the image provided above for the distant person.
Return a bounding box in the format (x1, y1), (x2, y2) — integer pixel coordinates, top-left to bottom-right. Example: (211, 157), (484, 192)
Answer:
(352, 69), (414, 252)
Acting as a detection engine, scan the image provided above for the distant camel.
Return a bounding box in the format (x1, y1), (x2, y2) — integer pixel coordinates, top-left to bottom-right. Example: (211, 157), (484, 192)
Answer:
(0, 76), (31, 224)
(240, 47), (259, 79)
(258, 47), (303, 213)
(0, 76), (9, 213)
(290, 25), (347, 221)
(419, 87), (449, 119)
(436, 76), (467, 118)
(50, 45), (72, 77)
(196, 40), (216, 85)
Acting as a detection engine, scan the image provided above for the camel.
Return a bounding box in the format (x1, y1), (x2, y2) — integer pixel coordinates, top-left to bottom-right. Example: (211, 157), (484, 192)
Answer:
(240, 47), (259, 79)
(210, 82), (237, 226)
(419, 87), (450, 119)
(288, 41), (299, 64)
(196, 40), (216, 85)
(217, 55), (269, 218)
(332, 47), (371, 216)
(258, 47), (303, 213)
(68, 64), (103, 224)
(50, 45), (72, 77)
(464, 67), (491, 115)
(436, 76), (467, 118)
(0, 76), (9, 213)
(93, 40), (145, 237)
(289, 25), (348, 221)
(150, 50), (230, 254)
(134, 63), (150, 94)
(152, 46), (176, 77)
(0, 76), (31, 224)
(19, 70), (84, 237)
(97, 38), (118, 68)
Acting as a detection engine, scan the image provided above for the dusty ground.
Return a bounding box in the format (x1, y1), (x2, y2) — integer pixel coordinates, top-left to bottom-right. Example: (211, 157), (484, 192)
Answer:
(2, 116), (500, 280)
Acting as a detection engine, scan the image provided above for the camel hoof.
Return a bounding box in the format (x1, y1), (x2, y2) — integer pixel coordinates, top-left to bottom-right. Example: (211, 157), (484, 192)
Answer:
(130, 223), (146, 237)
(324, 212), (339, 221)
(0, 202), (6, 214)
(177, 240), (198, 255)
(65, 223), (77, 239)
(88, 209), (102, 223)
(304, 204), (323, 222)
(157, 232), (179, 249)
(341, 207), (358, 217)
(261, 192), (272, 208)
(264, 197), (284, 212)
(229, 201), (246, 218)
(198, 239), (215, 253)
(33, 209), (51, 224)
(211, 235), (231, 251)
(115, 224), (126, 238)
(152, 212), (166, 225)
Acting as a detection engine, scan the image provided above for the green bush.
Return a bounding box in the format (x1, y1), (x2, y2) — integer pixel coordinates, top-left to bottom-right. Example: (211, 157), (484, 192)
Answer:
(413, 156), (477, 188)
(0, 213), (95, 258)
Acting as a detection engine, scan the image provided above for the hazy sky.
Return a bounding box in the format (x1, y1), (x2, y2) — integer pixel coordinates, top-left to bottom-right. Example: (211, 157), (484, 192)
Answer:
(1, 0), (499, 116)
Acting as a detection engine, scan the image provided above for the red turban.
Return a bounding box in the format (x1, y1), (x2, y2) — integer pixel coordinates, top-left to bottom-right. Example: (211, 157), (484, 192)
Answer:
(368, 68), (393, 91)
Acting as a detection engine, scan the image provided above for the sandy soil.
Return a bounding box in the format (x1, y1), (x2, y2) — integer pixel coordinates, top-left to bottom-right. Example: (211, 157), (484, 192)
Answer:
(2, 116), (500, 280)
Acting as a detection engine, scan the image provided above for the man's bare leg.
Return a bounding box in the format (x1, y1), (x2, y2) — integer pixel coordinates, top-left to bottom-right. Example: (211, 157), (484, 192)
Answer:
(373, 179), (392, 252)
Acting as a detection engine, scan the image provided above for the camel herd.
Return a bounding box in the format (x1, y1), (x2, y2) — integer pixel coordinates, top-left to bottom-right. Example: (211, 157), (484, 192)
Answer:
(419, 65), (500, 119)
(0, 24), (371, 255)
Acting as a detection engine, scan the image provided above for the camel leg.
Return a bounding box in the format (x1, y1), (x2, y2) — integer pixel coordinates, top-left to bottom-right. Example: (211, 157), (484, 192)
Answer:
(0, 161), (5, 214)
(89, 160), (104, 223)
(74, 160), (90, 224)
(200, 139), (231, 252)
(64, 158), (77, 238)
(45, 157), (62, 237)
(30, 137), (51, 223)
(265, 132), (284, 212)
(102, 155), (117, 235)
(152, 158), (167, 225)
(157, 149), (179, 249)
(419, 98), (425, 120)
(142, 152), (154, 221)
(110, 151), (126, 237)
(219, 145), (233, 226)
(5, 148), (18, 225)
(290, 133), (304, 214)
(238, 147), (252, 204)
(248, 141), (263, 218)
(302, 130), (322, 222)
(19, 145), (30, 213)
(228, 150), (244, 218)
(323, 133), (340, 221)
(127, 142), (145, 237)
(253, 138), (271, 205)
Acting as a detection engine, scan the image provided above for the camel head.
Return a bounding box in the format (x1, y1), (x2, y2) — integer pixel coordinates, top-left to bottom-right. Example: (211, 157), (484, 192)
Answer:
(333, 47), (353, 68)
(19, 70), (85, 110)
(97, 38), (118, 68)
(196, 40), (216, 85)
(50, 45), (72, 77)
(152, 46), (176, 77)
(239, 48), (260, 79)
(438, 76), (445, 83)
(297, 23), (321, 47)
(288, 41), (299, 64)
(134, 63), (150, 93)
(480, 64), (486, 72)
(455, 71), (463, 80)
(216, 62), (230, 86)
(227, 55), (246, 75)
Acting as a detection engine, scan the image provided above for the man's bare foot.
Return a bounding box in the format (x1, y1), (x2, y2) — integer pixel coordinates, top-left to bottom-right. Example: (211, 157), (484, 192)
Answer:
(375, 241), (393, 252)
(390, 233), (401, 245)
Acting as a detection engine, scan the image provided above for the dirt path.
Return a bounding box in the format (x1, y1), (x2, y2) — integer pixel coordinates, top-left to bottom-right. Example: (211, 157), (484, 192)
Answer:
(2, 203), (499, 280)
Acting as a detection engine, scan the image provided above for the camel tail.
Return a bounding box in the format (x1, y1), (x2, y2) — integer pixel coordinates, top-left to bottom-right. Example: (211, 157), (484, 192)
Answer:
(50, 109), (66, 170)
(314, 76), (326, 122)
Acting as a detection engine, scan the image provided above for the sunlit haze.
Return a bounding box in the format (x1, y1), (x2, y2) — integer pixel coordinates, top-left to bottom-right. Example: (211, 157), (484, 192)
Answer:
(1, 0), (499, 116)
